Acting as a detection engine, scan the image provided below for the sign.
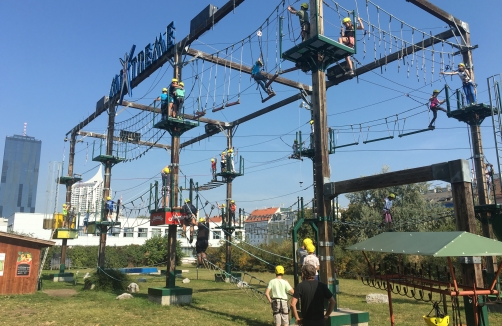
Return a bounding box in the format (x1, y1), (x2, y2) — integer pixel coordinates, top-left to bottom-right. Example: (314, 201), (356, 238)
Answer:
(16, 252), (32, 277)
(110, 22), (176, 104)
(150, 210), (183, 226)
(0, 253), (5, 276)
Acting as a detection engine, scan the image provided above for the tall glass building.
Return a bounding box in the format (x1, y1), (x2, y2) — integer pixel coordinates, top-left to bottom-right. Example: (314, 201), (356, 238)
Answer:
(0, 134), (42, 217)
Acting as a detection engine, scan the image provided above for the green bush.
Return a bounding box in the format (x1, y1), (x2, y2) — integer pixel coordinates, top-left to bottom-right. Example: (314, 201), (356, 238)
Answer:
(84, 269), (131, 292)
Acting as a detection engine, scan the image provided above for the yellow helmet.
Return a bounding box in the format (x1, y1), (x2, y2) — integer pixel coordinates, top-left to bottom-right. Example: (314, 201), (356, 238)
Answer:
(172, 78), (178, 82)
(300, 2), (308, 9)
(303, 238), (313, 246)
(162, 88), (168, 92)
(199, 217), (206, 223)
(185, 199), (190, 203)
(163, 166), (170, 173)
(107, 196), (111, 200)
(309, 120), (314, 125)
(275, 265), (285, 275)
(433, 90), (440, 94)
(62, 203), (67, 207)
(306, 244), (316, 253)
(230, 200), (235, 203)
(222, 151), (226, 155)
(458, 63), (465, 67)
(222, 204), (226, 208)
(211, 158), (215, 162)
(343, 17), (352, 23)
(180, 82), (184, 87)
(228, 148), (233, 153)
(389, 193), (396, 199)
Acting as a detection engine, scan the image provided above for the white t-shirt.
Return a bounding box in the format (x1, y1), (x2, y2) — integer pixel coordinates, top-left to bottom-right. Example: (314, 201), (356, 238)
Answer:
(383, 198), (393, 211)
(303, 254), (320, 275)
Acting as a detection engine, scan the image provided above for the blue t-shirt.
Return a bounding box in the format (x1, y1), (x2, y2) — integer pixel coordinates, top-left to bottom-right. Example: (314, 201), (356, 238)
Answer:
(106, 200), (114, 210)
(251, 63), (261, 75)
(159, 93), (168, 103)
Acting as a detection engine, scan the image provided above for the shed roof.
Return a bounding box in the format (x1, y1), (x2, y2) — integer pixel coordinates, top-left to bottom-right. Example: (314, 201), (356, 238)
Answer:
(345, 232), (502, 257)
(0, 231), (55, 247)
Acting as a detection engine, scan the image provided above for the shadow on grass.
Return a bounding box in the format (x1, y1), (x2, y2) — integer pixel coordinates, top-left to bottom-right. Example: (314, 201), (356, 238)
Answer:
(341, 290), (439, 305)
(184, 305), (269, 326)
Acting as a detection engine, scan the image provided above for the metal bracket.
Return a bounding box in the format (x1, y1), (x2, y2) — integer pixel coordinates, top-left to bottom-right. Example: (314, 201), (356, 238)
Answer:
(319, 256), (334, 261)
(319, 241), (334, 247)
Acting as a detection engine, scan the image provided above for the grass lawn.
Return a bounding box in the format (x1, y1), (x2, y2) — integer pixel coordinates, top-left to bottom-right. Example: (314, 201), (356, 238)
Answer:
(0, 266), (501, 325)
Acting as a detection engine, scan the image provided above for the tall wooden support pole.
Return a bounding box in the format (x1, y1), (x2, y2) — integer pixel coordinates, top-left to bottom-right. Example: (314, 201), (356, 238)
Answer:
(98, 104), (116, 268)
(310, 0), (336, 303)
(225, 128), (233, 275)
(61, 133), (76, 272)
(166, 49), (182, 288)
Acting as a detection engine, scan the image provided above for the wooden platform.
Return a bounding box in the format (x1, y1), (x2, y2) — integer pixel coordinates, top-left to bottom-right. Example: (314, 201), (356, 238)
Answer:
(92, 154), (125, 164)
(448, 103), (497, 126)
(154, 117), (198, 136)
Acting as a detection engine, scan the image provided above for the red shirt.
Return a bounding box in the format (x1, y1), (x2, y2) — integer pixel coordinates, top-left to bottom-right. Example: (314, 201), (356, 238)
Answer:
(230, 203), (236, 212)
(211, 162), (216, 170)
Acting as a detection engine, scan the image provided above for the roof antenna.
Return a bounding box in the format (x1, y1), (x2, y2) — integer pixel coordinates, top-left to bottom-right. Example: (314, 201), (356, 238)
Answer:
(23, 122), (27, 136)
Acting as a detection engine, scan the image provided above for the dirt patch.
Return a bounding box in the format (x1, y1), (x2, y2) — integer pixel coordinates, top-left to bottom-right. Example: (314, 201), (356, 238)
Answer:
(43, 289), (78, 297)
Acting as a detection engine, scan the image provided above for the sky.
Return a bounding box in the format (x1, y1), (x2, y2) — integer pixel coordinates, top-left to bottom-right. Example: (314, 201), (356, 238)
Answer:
(1, 0), (501, 218)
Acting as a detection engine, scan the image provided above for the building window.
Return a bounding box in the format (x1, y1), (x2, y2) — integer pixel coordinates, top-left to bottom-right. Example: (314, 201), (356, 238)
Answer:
(17, 184), (23, 206)
(123, 227), (134, 237)
(213, 231), (221, 240)
(165, 229), (169, 235)
(138, 228), (148, 238)
(235, 231), (242, 239)
(151, 228), (161, 237)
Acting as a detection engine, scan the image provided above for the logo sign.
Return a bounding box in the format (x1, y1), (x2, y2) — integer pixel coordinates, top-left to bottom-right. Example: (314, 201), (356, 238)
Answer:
(110, 22), (176, 104)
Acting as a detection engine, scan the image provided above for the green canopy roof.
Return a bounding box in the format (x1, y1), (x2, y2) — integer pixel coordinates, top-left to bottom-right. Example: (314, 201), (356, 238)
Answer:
(345, 232), (502, 257)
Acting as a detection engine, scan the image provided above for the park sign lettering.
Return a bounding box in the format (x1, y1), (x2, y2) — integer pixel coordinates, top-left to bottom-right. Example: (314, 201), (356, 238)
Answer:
(110, 22), (176, 105)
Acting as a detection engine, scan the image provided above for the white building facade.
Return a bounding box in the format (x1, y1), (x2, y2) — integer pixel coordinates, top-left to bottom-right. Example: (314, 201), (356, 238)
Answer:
(70, 166), (104, 221)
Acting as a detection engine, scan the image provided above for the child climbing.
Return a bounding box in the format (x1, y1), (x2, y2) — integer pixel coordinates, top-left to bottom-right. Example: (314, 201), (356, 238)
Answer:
(251, 59), (274, 96)
(228, 148), (235, 172)
(229, 200), (237, 225)
(287, 3), (310, 42)
(211, 158), (217, 180)
(105, 196), (115, 222)
(182, 198), (197, 243)
(156, 88), (169, 120)
(221, 151), (227, 172)
(428, 90), (447, 129)
(338, 16), (364, 77)
(169, 78), (180, 118)
(440, 63), (476, 105)
(161, 166), (171, 208)
(174, 81), (185, 117)
(380, 193), (395, 231)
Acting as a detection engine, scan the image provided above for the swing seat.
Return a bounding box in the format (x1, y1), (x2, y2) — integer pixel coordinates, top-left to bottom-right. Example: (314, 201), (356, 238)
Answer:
(282, 34), (355, 72)
(398, 128), (433, 138)
(261, 91), (276, 103)
(422, 315), (449, 326)
(194, 110), (206, 118)
(212, 99), (241, 112)
(92, 154), (125, 164)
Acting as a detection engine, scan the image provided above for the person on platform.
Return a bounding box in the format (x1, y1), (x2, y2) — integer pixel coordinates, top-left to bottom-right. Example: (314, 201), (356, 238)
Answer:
(182, 199), (197, 243)
(83, 210), (89, 233)
(211, 158), (217, 180)
(428, 90), (448, 129)
(251, 59), (274, 95)
(105, 196), (115, 222)
(380, 193), (395, 231)
(287, 3), (310, 42)
(297, 238), (312, 266)
(440, 63), (476, 105)
(303, 244), (320, 280)
(265, 265), (295, 326)
(161, 166), (171, 208)
(228, 148), (235, 172)
(486, 163), (494, 197)
(168, 78), (180, 118)
(338, 16), (364, 77)
(229, 200), (237, 225)
(221, 151), (227, 172)
(156, 87), (169, 120)
(196, 217), (210, 267)
(173, 81), (185, 117)
(291, 264), (336, 326)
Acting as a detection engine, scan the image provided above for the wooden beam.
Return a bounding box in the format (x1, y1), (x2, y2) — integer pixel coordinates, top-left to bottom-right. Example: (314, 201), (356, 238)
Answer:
(67, 0), (245, 136)
(326, 29), (455, 87)
(406, 0), (469, 33)
(324, 159), (470, 198)
(78, 131), (171, 150)
(120, 100), (229, 126)
(186, 48), (312, 92)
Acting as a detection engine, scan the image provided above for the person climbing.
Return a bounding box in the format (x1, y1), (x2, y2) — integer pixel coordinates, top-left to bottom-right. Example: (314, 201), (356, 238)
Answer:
(440, 63), (476, 105)
(303, 244), (320, 280)
(105, 196), (115, 222)
(251, 58), (274, 96)
(287, 3), (310, 42)
(174, 81), (186, 118)
(83, 210), (89, 233)
(156, 87), (169, 120)
(228, 148), (235, 172)
(62, 203), (68, 228)
(182, 198), (197, 243)
(221, 151), (227, 172)
(218, 203), (226, 220)
(291, 140), (300, 159)
(309, 120), (315, 149)
(486, 163), (494, 197)
(297, 238), (312, 272)
(428, 90), (447, 129)
(196, 217), (210, 267)
(380, 193), (395, 231)
(338, 16), (364, 77)
(211, 158), (217, 180)
(169, 78), (180, 118)
(161, 166), (171, 208)
(229, 200), (237, 225)
(265, 265), (295, 326)
(291, 264), (336, 326)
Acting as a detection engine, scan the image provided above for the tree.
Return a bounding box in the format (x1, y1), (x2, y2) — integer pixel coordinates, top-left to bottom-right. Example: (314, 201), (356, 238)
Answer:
(142, 235), (184, 266)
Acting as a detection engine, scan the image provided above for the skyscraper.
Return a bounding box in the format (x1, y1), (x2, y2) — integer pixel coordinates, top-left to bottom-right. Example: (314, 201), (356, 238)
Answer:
(0, 134), (42, 217)
(71, 165), (104, 222)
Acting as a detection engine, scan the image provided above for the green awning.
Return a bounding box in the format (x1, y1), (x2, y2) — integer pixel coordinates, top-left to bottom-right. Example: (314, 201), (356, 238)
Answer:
(345, 232), (502, 257)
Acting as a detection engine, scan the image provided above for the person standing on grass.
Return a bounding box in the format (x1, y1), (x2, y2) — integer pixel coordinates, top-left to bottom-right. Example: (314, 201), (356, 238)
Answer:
(291, 264), (336, 326)
(265, 265), (295, 326)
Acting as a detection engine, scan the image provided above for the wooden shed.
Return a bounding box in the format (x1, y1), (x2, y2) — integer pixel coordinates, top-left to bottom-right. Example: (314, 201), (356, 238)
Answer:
(0, 231), (55, 294)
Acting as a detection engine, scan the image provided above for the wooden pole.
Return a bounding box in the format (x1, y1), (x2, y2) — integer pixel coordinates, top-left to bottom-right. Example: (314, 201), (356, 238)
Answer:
(60, 133), (76, 272)
(225, 128), (233, 275)
(309, 0), (337, 303)
(166, 49), (182, 288)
